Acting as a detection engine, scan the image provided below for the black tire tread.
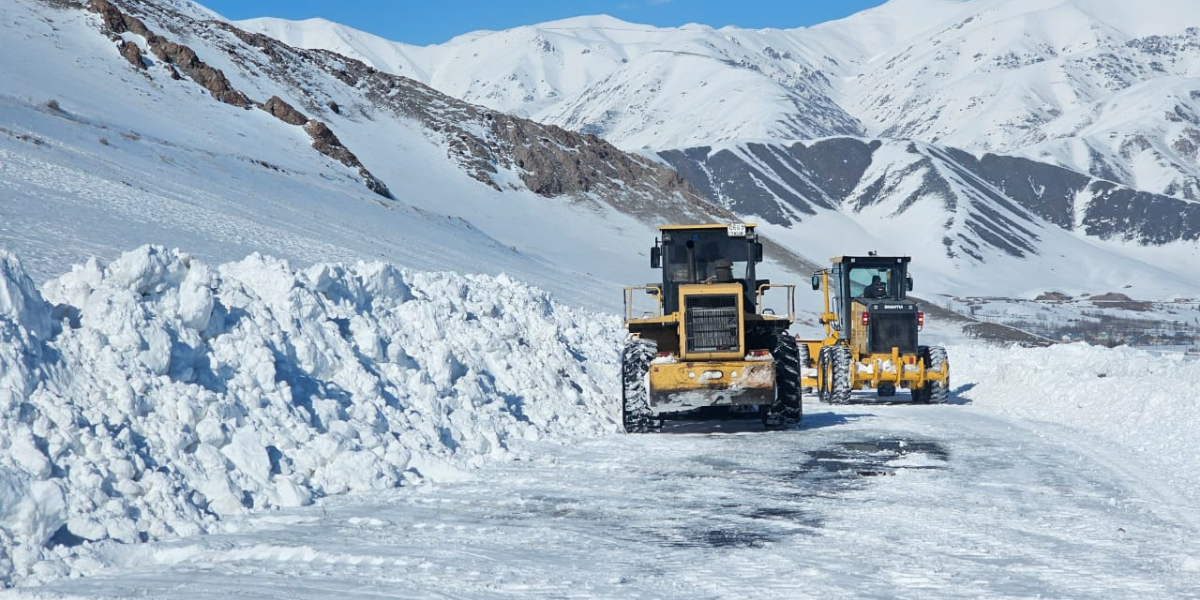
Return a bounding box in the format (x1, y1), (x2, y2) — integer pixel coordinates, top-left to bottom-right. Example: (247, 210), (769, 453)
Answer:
(621, 337), (659, 433)
(829, 345), (852, 405)
(927, 346), (950, 404)
(762, 330), (802, 430)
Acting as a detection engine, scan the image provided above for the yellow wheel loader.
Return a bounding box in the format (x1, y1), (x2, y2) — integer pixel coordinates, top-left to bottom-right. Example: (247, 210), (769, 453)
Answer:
(798, 256), (950, 404)
(621, 223), (800, 432)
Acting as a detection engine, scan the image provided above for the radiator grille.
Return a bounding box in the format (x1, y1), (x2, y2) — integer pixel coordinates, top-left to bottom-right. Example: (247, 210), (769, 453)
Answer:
(868, 313), (918, 354)
(685, 294), (740, 353)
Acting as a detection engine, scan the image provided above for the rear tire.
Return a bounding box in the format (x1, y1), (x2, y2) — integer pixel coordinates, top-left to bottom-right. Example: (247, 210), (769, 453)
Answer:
(828, 345), (852, 405)
(762, 330), (802, 430)
(926, 346), (949, 404)
(621, 337), (659, 433)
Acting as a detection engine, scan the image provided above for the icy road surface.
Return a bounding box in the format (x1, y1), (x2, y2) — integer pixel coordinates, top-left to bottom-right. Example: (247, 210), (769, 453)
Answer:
(12, 402), (1200, 600)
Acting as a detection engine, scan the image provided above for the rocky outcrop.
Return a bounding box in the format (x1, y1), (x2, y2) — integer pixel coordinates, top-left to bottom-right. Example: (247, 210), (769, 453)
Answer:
(146, 40), (250, 107)
(84, 0), (391, 199)
(495, 118), (694, 200)
(303, 120), (393, 200)
(262, 95), (307, 126)
(216, 24), (712, 221)
(87, 0), (249, 107)
(116, 40), (144, 69)
(86, 0), (152, 38)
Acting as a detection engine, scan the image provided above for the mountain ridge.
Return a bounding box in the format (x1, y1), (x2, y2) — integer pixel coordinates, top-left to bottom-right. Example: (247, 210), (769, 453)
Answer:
(238, 0), (1200, 202)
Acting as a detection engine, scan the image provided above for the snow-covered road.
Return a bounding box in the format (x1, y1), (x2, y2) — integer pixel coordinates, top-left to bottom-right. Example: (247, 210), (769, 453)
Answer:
(13, 401), (1200, 599)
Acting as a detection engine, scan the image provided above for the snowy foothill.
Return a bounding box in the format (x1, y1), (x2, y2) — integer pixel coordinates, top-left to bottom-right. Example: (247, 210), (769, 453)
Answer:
(0, 246), (621, 585)
(953, 343), (1200, 510)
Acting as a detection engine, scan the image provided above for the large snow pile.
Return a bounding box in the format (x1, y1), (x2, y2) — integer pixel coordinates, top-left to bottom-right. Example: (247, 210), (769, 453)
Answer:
(954, 343), (1200, 506)
(0, 247), (620, 585)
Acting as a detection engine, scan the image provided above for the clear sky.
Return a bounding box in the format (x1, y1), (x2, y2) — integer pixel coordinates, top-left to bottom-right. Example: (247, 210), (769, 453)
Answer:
(199, 0), (891, 46)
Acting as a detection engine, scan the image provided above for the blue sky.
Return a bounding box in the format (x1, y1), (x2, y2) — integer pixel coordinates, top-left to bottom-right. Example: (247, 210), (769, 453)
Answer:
(200, 0), (891, 46)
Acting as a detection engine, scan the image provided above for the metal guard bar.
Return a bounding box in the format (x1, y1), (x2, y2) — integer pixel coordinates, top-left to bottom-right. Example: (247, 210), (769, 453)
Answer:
(756, 284), (795, 322)
(623, 286), (663, 322)
(848, 348), (951, 389)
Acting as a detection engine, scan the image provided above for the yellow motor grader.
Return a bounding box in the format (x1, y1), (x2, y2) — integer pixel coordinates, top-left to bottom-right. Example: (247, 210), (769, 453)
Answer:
(621, 223), (800, 432)
(798, 255), (950, 404)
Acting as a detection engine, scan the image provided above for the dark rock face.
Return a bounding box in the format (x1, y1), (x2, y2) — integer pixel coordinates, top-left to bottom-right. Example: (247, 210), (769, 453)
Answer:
(84, 0), (391, 199)
(304, 120), (357, 168)
(263, 96), (308, 126)
(303, 119), (394, 200)
(88, 0), (249, 107)
(117, 40), (144, 69)
(86, 0), (152, 37)
(1082, 181), (1200, 243)
(660, 139), (881, 221)
(210, 22), (713, 222)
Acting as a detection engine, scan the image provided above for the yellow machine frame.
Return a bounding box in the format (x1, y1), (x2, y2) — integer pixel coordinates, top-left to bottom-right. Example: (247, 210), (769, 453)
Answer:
(624, 267), (795, 410)
(798, 269), (948, 394)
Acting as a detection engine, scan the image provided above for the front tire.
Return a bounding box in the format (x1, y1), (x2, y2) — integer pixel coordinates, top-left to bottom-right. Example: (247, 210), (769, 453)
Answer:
(798, 341), (812, 394)
(762, 330), (802, 430)
(621, 337), (659, 433)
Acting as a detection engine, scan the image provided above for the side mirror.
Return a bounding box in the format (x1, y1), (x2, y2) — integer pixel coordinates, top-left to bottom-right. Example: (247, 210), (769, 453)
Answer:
(650, 246), (661, 269)
(753, 242), (763, 263)
(811, 274), (821, 291)
(906, 275), (913, 292)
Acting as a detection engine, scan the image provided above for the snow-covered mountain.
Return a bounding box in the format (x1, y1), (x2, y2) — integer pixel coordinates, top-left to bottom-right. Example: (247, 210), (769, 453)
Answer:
(240, 14), (866, 149)
(0, 0), (739, 314)
(238, 0), (1200, 298)
(239, 0), (1200, 195)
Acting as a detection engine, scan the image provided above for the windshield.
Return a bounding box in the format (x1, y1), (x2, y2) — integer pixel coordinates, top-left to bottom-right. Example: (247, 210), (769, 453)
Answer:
(663, 231), (751, 284)
(659, 229), (758, 314)
(848, 264), (904, 300)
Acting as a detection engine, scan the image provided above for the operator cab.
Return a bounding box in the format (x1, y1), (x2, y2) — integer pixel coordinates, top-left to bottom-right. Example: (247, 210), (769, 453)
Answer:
(843, 258), (911, 302)
(826, 255), (919, 354)
(651, 224), (764, 314)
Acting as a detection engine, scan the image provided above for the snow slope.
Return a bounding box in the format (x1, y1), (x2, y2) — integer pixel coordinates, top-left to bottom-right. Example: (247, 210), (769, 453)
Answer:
(232, 0), (1200, 303)
(238, 13), (864, 148)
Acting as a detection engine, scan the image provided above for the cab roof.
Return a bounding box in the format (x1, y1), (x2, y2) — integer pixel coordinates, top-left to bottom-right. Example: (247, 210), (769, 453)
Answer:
(830, 255), (911, 264)
(659, 223), (757, 231)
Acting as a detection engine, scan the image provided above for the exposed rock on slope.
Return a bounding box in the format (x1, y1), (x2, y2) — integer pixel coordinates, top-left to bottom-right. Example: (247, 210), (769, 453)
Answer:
(82, 0), (398, 198)
(215, 23), (710, 220)
(76, 0), (718, 221)
(661, 138), (1200, 264)
(86, 0), (249, 107)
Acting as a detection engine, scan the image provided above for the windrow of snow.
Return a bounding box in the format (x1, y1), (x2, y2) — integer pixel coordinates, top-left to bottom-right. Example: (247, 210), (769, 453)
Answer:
(0, 246), (621, 586)
(954, 343), (1200, 513)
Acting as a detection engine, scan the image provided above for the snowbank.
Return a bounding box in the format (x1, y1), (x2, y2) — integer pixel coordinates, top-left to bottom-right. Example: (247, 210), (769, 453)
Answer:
(954, 343), (1200, 505)
(0, 247), (621, 585)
